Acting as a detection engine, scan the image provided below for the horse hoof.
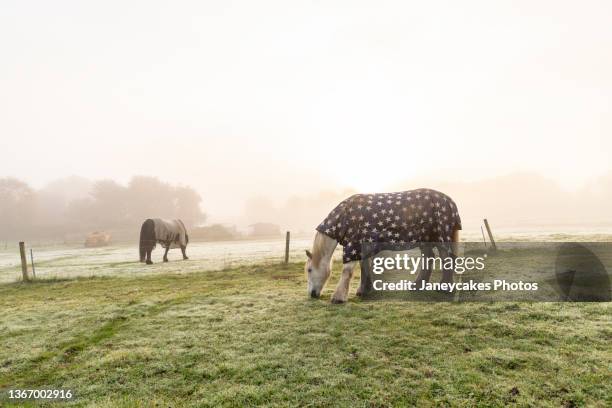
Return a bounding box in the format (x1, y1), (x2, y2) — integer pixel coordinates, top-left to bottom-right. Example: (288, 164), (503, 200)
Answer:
(331, 298), (346, 304)
(183, 257), (189, 260)
(163, 259), (168, 263)
(146, 260), (153, 265)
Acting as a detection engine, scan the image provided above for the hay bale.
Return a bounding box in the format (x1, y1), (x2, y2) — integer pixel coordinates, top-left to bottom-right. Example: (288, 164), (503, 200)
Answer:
(84, 231), (112, 248)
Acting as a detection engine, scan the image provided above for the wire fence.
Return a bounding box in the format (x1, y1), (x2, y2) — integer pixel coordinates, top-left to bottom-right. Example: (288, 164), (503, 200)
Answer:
(0, 237), (329, 284)
(2, 230), (610, 284)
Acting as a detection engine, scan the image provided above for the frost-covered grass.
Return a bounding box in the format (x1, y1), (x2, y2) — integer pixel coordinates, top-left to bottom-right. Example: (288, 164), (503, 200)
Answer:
(0, 238), (315, 283)
(2, 233), (612, 284)
(0, 260), (610, 407)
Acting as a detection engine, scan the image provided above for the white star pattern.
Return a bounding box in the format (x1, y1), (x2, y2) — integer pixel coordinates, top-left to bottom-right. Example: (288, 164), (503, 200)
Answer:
(316, 188), (461, 262)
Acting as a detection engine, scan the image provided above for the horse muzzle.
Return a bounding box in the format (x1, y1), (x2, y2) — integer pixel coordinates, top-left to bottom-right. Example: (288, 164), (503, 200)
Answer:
(310, 289), (320, 299)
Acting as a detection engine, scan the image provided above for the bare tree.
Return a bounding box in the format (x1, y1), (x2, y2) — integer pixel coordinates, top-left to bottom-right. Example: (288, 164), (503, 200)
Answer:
(0, 178), (38, 239)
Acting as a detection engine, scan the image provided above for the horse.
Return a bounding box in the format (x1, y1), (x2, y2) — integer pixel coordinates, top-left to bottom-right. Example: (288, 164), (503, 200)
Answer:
(139, 218), (189, 264)
(305, 188), (462, 303)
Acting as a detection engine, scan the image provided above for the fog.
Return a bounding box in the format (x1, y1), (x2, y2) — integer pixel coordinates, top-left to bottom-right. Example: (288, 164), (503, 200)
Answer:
(1, 1), (611, 239)
(2, 171), (611, 241)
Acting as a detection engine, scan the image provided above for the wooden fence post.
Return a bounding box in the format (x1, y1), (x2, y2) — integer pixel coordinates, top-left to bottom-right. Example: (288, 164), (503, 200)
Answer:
(19, 242), (29, 282)
(30, 248), (36, 278)
(483, 219), (497, 251)
(284, 231), (290, 264)
(480, 226), (488, 248)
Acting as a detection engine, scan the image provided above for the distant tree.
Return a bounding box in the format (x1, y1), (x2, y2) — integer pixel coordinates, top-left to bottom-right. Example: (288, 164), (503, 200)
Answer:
(39, 176), (93, 205)
(126, 176), (175, 222)
(65, 197), (96, 230)
(1, 175), (206, 239)
(0, 178), (38, 239)
(90, 180), (129, 227)
(173, 185), (206, 227)
(37, 176), (93, 227)
(125, 176), (205, 227)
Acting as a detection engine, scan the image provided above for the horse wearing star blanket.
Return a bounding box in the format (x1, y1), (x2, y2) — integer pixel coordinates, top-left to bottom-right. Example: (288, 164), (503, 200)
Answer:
(305, 188), (461, 303)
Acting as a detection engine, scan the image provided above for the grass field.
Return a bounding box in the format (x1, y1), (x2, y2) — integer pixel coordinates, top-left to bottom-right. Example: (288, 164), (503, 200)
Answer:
(0, 259), (610, 407)
(0, 238), (315, 284)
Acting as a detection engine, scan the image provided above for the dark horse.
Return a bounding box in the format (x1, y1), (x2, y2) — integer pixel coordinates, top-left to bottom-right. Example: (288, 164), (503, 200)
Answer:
(139, 218), (189, 264)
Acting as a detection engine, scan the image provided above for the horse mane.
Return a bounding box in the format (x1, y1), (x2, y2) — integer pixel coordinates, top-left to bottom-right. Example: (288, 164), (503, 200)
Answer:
(312, 231), (337, 268)
(139, 219), (156, 261)
(140, 219), (156, 243)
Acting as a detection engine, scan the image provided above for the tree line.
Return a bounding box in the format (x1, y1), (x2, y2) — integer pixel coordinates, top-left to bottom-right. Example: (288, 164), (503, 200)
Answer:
(0, 176), (205, 240)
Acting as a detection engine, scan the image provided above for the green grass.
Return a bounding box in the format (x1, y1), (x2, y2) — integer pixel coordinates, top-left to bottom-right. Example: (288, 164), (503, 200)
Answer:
(0, 262), (610, 407)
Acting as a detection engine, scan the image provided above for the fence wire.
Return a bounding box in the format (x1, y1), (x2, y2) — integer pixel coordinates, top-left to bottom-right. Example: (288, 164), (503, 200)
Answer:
(0, 237), (326, 283)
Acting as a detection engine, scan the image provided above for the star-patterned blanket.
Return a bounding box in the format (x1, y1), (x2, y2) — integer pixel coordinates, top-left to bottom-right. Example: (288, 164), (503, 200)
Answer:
(316, 189), (462, 263)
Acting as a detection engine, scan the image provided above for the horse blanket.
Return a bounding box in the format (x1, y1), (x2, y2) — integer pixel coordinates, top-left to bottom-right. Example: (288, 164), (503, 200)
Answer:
(152, 218), (188, 249)
(316, 189), (462, 263)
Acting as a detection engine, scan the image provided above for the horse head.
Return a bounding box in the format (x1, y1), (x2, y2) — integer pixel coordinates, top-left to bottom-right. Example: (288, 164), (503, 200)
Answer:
(305, 232), (338, 299)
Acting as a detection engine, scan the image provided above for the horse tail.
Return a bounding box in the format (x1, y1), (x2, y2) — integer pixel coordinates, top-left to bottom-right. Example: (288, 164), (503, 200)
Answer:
(139, 219), (155, 261)
(178, 219), (189, 246)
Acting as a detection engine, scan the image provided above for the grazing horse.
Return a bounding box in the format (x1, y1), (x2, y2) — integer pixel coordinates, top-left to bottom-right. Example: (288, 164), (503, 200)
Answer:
(139, 218), (189, 264)
(305, 189), (462, 303)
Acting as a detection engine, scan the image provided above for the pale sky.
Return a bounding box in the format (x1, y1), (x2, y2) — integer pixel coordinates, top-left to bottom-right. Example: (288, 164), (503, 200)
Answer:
(1, 1), (611, 221)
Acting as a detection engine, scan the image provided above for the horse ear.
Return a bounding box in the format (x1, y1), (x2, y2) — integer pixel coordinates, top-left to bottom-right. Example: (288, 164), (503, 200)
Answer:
(305, 250), (312, 259)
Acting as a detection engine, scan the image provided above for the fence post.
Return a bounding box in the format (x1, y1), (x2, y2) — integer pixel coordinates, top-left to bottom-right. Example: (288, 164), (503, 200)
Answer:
(480, 226), (488, 248)
(284, 231), (290, 264)
(30, 248), (36, 278)
(19, 242), (29, 282)
(483, 219), (497, 251)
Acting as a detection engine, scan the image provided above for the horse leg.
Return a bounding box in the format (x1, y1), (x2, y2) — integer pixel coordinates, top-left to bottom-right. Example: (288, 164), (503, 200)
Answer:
(163, 243), (170, 262)
(438, 244), (454, 285)
(415, 244), (435, 286)
(357, 257), (374, 296)
(181, 245), (188, 260)
(331, 261), (357, 304)
(437, 226), (460, 284)
(146, 247), (153, 265)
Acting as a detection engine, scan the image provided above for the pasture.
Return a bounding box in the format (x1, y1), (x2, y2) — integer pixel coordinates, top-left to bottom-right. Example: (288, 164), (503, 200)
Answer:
(0, 244), (610, 407)
(0, 238), (314, 284)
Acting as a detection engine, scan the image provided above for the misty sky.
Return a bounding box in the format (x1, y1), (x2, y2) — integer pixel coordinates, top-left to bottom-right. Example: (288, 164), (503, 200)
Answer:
(1, 1), (611, 221)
